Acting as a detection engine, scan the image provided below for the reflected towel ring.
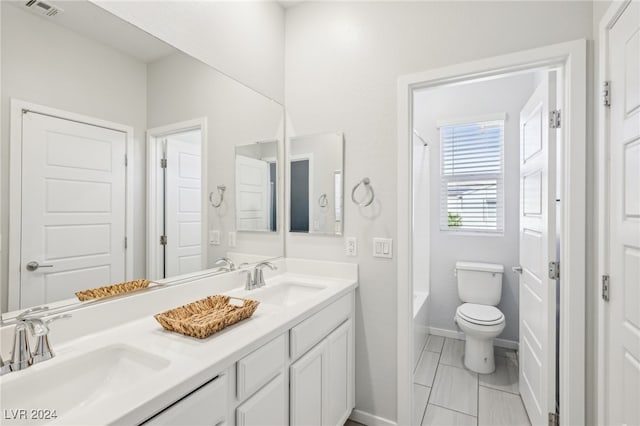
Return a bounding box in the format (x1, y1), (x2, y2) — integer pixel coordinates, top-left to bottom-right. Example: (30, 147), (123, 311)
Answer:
(351, 177), (375, 207)
(318, 193), (328, 208)
(209, 185), (226, 208)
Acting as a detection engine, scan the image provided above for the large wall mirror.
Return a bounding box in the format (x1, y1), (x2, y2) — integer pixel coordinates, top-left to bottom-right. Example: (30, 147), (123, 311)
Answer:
(0, 0), (284, 317)
(288, 133), (344, 236)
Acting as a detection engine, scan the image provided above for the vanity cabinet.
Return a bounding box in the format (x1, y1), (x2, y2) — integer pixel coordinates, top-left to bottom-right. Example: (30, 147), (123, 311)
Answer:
(290, 319), (353, 426)
(142, 292), (354, 426)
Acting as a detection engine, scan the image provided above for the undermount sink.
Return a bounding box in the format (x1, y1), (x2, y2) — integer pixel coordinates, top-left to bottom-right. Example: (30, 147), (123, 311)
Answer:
(0, 344), (170, 424)
(252, 282), (327, 306)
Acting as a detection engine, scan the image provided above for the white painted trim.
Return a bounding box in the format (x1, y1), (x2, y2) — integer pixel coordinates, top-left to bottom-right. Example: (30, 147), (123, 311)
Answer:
(146, 118), (208, 280)
(435, 112), (507, 128)
(428, 327), (519, 351)
(8, 99), (134, 311)
(596, 2), (632, 424)
(349, 409), (397, 426)
(397, 39), (587, 426)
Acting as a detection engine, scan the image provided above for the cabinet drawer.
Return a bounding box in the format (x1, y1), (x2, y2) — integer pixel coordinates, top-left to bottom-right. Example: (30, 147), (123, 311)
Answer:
(290, 293), (352, 360)
(237, 333), (286, 400)
(143, 374), (227, 426)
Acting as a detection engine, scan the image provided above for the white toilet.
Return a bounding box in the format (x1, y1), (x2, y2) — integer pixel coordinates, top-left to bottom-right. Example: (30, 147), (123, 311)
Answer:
(454, 261), (506, 374)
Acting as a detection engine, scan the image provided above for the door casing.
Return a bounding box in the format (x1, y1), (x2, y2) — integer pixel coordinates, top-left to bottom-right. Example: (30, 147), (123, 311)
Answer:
(146, 118), (208, 281)
(7, 99), (135, 312)
(396, 39), (587, 426)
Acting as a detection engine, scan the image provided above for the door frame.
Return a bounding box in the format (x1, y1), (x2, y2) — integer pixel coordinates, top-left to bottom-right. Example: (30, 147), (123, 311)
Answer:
(397, 39), (587, 426)
(146, 118), (208, 280)
(8, 99), (135, 311)
(596, 1), (633, 424)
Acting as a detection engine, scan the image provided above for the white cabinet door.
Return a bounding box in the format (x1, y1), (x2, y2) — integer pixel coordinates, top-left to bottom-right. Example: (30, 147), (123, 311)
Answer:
(144, 375), (227, 426)
(290, 319), (354, 426)
(325, 320), (352, 426)
(236, 374), (287, 426)
(290, 340), (325, 426)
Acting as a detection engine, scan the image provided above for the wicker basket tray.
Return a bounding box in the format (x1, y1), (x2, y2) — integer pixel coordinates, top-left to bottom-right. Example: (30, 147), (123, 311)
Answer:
(75, 279), (151, 301)
(154, 295), (259, 339)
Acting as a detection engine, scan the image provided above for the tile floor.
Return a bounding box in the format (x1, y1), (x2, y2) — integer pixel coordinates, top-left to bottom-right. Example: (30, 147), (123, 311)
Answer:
(413, 335), (531, 426)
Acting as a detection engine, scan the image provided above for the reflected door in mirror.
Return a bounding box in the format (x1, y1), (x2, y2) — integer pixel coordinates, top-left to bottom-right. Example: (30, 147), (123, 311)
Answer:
(290, 159), (310, 232)
(18, 112), (126, 309)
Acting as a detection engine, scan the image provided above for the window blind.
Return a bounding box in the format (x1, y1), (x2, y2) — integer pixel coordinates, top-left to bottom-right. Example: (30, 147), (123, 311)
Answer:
(440, 120), (504, 233)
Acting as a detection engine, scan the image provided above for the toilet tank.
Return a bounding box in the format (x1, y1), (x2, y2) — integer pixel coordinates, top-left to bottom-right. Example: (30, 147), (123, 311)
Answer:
(455, 261), (504, 305)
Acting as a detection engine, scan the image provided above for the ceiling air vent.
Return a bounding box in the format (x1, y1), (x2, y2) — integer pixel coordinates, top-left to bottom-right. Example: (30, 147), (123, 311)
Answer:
(24, 0), (63, 17)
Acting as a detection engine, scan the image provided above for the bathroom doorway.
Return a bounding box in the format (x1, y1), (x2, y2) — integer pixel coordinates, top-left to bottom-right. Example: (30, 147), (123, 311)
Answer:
(147, 119), (208, 280)
(397, 40), (587, 426)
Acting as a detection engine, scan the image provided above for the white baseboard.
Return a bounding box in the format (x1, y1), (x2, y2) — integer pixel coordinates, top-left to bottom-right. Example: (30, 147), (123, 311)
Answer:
(349, 409), (397, 426)
(428, 326), (519, 350)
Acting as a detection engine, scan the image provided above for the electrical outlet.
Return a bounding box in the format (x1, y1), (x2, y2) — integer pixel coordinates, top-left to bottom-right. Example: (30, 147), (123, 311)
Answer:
(373, 237), (393, 258)
(228, 231), (236, 248)
(345, 237), (357, 256)
(209, 230), (220, 245)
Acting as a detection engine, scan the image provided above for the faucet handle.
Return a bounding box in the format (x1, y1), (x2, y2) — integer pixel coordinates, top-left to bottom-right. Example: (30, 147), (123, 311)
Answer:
(31, 314), (71, 365)
(16, 305), (50, 321)
(0, 355), (11, 376)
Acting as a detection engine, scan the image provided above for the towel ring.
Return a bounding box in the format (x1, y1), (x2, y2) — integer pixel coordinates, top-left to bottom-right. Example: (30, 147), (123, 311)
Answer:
(351, 177), (375, 207)
(318, 193), (328, 208)
(209, 185), (226, 208)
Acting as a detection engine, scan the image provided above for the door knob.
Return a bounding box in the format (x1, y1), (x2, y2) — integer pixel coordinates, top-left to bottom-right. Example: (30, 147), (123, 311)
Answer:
(26, 261), (53, 272)
(512, 266), (523, 274)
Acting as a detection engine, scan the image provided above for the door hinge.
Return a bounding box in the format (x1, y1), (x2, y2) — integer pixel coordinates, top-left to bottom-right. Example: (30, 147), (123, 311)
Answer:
(549, 261), (560, 280)
(160, 158), (167, 169)
(549, 110), (561, 129)
(124, 155), (128, 167)
(124, 237), (128, 249)
(160, 235), (167, 246)
(603, 81), (611, 107)
(549, 412), (559, 426)
(602, 274), (610, 302)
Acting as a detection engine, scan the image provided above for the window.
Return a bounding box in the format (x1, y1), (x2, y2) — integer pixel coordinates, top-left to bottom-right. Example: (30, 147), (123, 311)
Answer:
(440, 119), (504, 233)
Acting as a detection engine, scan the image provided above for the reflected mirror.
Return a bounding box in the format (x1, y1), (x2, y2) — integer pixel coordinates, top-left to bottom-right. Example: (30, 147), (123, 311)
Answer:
(288, 133), (344, 235)
(235, 141), (279, 233)
(0, 0), (284, 316)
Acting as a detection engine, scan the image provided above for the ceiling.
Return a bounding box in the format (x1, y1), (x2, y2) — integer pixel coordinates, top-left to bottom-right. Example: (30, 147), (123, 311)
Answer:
(9, 0), (177, 63)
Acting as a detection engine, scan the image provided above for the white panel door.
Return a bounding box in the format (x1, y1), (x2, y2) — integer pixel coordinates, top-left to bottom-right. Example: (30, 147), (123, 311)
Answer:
(235, 155), (270, 231)
(606, 2), (640, 425)
(21, 112), (126, 307)
(518, 72), (558, 425)
(290, 341), (324, 426)
(165, 135), (201, 277)
(236, 374), (287, 426)
(325, 320), (351, 426)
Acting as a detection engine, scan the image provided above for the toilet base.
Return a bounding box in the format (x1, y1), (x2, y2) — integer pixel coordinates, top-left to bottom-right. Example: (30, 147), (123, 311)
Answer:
(463, 334), (496, 374)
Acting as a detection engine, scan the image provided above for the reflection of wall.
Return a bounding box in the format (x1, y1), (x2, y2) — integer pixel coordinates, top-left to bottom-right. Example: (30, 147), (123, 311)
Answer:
(0, 4), (147, 312)
(147, 52), (283, 265)
(91, 0), (285, 103)
(284, 2), (592, 422)
(414, 73), (539, 343)
(290, 134), (342, 234)
(236, 142), (278, 161)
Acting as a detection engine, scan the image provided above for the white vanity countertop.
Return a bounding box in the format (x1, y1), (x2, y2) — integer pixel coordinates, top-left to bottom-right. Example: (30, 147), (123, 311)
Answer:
(0, 259), (358, 426)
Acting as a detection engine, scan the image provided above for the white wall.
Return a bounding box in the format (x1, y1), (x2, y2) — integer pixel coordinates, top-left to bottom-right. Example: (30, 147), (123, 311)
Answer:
(91, 0), (285, 104)
(414, 73), (539, 343)
(0, 4), (147, 312)
(146, 52), (284, 264)
(285, 2), (592, 422)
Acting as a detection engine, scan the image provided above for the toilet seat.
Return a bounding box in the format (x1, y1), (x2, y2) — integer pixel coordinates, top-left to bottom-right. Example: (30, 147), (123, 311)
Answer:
(456, 303), (504, 326)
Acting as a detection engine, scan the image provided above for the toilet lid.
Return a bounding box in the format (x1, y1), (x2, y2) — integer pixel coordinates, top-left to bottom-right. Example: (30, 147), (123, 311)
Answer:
(457, 303), (504, 325)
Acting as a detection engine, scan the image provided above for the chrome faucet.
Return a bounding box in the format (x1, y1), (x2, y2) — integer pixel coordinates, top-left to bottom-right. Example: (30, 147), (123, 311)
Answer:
(4, 306), (70, 373)
(242, 261), (278, 290)
(213, 257), (236, 272)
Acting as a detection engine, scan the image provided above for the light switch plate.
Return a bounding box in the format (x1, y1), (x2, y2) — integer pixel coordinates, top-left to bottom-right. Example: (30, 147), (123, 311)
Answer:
(209, 230), (220, 245)
(345, 237), (357, 257)
(228, 231), (236, 248)
(373, 237), (393, 258)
